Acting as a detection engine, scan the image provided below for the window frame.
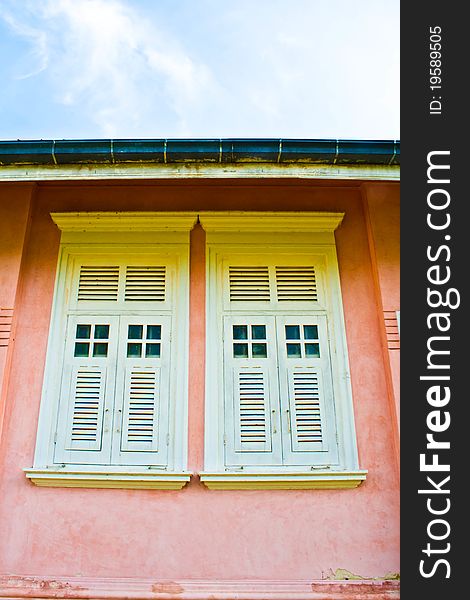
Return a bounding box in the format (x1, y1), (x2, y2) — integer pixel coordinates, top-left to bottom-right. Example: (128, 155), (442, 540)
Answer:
(25, 212), (197, 489)
(199, 212), (367, 489)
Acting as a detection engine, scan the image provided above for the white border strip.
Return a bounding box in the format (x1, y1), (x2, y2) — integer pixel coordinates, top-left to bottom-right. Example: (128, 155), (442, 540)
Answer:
(0, 162), (400, 182)
(0, 575), (400, 600)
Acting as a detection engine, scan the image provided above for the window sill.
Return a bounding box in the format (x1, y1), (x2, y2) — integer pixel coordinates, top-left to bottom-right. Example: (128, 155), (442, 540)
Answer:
(24, 468), (191, 490)
(199, 470), (368, 490)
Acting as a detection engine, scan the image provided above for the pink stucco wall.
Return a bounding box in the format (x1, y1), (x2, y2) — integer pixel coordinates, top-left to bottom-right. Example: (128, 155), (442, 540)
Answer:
(362, 183), (400, 460)
(0, 184), (34, 451)
(0, 180), (399, 584)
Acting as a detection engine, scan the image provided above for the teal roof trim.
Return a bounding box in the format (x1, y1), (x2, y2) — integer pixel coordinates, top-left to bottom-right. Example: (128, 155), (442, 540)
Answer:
(0, 138), (400, 166)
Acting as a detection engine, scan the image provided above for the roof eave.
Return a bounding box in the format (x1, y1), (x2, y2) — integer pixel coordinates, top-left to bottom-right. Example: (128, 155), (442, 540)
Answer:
(0, 138), (400, 167)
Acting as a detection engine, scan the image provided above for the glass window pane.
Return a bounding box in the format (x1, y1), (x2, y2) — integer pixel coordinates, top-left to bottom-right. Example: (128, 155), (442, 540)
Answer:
(76, 324), (91, 339)
(146, 343), (161, 358)
(147, 325), (161, 340)
(128, 325), (143, 340)
(233, 325), (248, 340)
(305, 343), (321, 358)
(93, 342), (108, 357)
(94, 324), (109, 339)
(74, 342), (89, 357)
(304, 325), (318, 340)
(252, 343), (267, 358)
(286, 343), (302, 358)
(251, 325), (266, 339)
(233, 343), (249, 358)
(127, 343), (142, 358)
(285, 325), (300, 340)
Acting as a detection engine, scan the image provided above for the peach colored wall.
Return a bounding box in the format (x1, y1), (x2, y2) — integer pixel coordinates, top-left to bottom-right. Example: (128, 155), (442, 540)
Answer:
(0, 185), (34, 308)
(362, 184), (400, 309)
(0, 184), (34, 451)
(0, 180), (399, 581)
(361, 184), (400, 461)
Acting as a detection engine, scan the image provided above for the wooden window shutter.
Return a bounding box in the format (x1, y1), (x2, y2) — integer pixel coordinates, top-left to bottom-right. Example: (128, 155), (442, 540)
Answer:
(222, 259), (339, 469)
(112, 316), (171, 467)
(124, 266), (166, 302)
(54, 316), (119, 465)
(235, 367), (272, 451)
(286, 367), (325, 451)
(32, 233), (192, 482)
(227, 264), (319, 306)
(75, 262), (168, 305)
(276, 316), (339, 466)
(77, 266), (120, 302)
(275, 266), (318, 302)
(65, 367), (107, 450)
(223, 316), (282, 467)
(120, 368), (161, 451)
(229, 266), (270, 302)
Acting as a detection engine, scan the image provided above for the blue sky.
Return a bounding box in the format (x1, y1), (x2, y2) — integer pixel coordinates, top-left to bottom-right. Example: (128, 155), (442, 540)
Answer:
(0, 0), (399, 140)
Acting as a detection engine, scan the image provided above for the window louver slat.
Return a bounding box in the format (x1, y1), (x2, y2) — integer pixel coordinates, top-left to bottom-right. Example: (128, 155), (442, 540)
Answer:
(291, 371), (323, 446)
(125, 267), (166, 302)
(229, 267), (270, 302)
(78, 266), (119, 302)
(69, 369), (105, 449)
(275, 267), (317, 301)
(122, 369), (159, 451)
(238, 371), (268, 447)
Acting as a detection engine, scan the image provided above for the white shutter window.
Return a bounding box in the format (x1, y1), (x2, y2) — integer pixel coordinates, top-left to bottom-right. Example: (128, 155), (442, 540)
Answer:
(276, 316), (339, 466)
(77, 266), (120, 302)
(275, 266), (318, 302)
(286, 367), (325, 450)
(54, 316), (119, 465)
(121, 368), (161, 450)
(224, 260), (322, 311)
(220, 262), (340, 469)
(235, 367), (271, 451)
(124, 266), (166, 302)
(112, 316), (171, 466)
(66, 367), (107, 451)
(223, 316), (282, 467)
(70, 259), (174, 311)
(28, 213), (195, 489)
(202, 215), (365, 488)
(54, 260), (176, 469)
(229, 266), (271, 302)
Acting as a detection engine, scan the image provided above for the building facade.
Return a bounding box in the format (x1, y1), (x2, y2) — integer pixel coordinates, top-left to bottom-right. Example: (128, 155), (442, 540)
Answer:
(0, 139), (400, 599)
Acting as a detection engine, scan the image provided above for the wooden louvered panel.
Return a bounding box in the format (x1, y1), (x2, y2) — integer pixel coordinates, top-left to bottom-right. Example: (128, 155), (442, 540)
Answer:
(77, 266), (119, 302)
(229, 267), (270, 302)
(0, 308), (13, 348)
(67, 368), (105, 450)
(384, 310), (400, 350)
(125, 266), (166, 302)
(275, 266), (317, 302)
(236, 370), (271, 451)
(121, 368), (160, 451)
(289, 370), (323, 451)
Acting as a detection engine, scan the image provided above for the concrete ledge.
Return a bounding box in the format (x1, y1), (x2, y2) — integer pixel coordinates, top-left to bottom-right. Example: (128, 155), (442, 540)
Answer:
(199, 470), (368, 490)
(0, 576), (400, 600)
(24, 468), (191, 490)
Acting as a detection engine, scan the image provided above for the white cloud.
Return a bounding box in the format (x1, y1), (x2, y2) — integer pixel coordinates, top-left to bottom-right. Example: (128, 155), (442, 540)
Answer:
(0, 8), (49, 80)
(1, 0), (219, 136)
(0, 0), (399, 139)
